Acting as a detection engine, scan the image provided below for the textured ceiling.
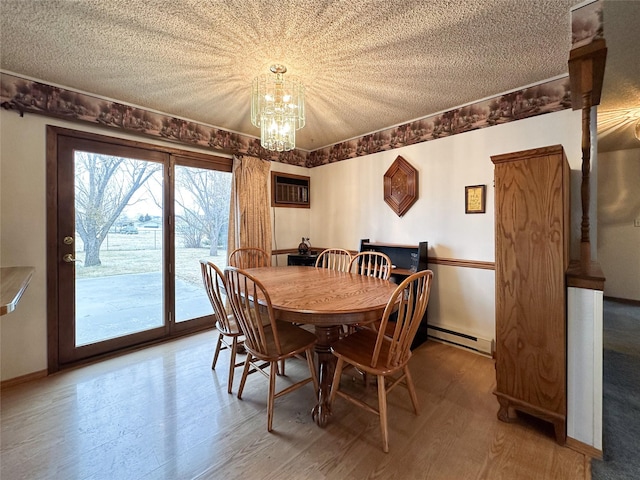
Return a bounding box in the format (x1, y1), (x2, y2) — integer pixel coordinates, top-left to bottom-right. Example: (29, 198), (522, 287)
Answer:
(1, 0), (638, 152)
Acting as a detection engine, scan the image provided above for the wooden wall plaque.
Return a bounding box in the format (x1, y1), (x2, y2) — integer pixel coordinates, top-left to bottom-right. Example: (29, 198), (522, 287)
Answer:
(383, 156), (418, 216)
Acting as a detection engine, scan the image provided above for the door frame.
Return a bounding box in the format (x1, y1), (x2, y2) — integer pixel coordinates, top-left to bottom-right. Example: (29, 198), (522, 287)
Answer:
(46, 126), (232, 373)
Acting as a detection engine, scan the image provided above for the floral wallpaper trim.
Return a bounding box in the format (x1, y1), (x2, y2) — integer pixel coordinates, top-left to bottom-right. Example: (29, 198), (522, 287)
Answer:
(1, 72), (571, 168)
(0, 72), (308, 167)
(306, 76), (572, 167)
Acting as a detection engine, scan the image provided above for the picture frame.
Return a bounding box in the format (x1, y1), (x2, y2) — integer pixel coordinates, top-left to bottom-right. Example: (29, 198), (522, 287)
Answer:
(465, 184), (486, 214)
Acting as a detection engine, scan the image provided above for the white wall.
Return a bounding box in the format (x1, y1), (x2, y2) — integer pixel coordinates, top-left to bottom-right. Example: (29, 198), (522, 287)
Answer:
(269, 163), (312, 267)
(309, 109), (583, 343)
(567, 287), (603, 451)
(0, 107), (583, 381)
(1, 112), (49, 379)
(597, 147), (640, 301)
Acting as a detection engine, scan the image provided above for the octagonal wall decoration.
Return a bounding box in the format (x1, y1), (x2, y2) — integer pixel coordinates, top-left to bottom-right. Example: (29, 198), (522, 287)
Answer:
(383, 155), (418, 217)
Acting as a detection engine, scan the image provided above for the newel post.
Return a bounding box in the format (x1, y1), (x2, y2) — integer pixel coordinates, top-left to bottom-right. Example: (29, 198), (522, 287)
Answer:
(568, 38), (607, 269)
(564, 2), (607, 457)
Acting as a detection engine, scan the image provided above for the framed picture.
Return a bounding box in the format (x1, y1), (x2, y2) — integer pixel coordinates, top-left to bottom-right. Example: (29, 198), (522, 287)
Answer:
(465, 185), (486, 214)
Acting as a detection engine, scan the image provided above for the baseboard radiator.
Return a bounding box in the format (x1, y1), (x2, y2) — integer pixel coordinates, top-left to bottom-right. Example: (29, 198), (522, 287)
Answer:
(427, 324), (493, 356)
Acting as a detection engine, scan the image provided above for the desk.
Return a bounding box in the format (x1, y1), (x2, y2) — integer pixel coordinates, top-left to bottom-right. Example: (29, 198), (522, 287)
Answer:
(1, 267), (34, 316)
(287, 253), (318, 266)
(244, 266), (398, 426)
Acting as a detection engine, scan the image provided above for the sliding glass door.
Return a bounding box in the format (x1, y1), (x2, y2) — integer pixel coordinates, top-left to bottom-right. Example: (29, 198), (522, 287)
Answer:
(173, 159), (232, 323)
(50, 128), (231, 368)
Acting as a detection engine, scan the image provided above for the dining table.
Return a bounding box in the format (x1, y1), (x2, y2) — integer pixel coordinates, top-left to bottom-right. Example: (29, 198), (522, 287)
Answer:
(243, 265), (399, 427)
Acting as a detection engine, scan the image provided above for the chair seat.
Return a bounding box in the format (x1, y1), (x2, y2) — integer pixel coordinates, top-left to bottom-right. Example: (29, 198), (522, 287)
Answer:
(247, 322), (317, 361)
(332, 328), (409, 376)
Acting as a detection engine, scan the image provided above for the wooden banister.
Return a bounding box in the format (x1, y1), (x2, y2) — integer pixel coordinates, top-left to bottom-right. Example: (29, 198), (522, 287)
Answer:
(568, 38), (607, 275)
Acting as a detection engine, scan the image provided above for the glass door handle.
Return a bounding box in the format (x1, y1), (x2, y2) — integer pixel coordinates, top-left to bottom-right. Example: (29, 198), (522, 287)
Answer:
(63, 254), (78, 263)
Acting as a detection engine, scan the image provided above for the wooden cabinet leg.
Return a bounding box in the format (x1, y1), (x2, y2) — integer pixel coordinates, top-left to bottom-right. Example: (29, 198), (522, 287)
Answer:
(497, 396), (516, 423)
(553, 419), (566, 445)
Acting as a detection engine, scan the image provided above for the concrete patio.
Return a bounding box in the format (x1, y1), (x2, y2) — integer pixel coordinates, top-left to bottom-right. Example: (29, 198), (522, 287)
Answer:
(76, 272), (212, 345)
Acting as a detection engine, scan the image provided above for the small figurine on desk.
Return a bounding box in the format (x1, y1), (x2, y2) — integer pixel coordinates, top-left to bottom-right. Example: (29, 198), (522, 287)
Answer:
(298, 237), (311, 255)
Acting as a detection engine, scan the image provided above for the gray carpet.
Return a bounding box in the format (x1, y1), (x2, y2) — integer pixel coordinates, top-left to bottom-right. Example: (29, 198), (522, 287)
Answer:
(591, 299), (640, 480)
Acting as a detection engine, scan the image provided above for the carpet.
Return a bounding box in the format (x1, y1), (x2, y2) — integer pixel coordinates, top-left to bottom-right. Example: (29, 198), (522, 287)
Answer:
(591, 299), (640, 480)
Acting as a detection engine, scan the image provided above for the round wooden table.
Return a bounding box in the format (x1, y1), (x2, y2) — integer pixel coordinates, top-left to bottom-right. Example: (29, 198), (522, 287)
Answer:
(244, 265), (398, 426)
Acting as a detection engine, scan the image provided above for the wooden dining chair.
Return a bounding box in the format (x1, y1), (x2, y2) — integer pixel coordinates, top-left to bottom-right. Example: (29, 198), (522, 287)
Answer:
(329, 269), (434, 452)
(228, 247), (270, 268)
(314, 248), (353, 272)
(348, 251), (392, 280)
(224, 266), (319, 432)
(200, 260), (245, 394)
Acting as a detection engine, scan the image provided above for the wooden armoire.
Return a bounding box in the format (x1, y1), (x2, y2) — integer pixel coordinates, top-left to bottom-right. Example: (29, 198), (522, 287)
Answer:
(491, 145), (570, 444)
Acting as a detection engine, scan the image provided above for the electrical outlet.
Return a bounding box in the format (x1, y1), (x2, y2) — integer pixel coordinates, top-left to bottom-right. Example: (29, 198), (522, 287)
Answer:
(634, 218), (640, 227)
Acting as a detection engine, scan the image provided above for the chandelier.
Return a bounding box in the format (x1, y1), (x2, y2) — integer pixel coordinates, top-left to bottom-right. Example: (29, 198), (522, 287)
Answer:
(251, 64), (305, 152)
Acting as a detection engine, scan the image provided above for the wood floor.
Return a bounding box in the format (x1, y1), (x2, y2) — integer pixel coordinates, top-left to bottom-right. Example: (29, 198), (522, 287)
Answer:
(0, 332), (589, 480)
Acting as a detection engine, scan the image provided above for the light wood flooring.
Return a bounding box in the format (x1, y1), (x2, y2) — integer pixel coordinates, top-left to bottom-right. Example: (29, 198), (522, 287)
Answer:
(0, 332), (589, 480)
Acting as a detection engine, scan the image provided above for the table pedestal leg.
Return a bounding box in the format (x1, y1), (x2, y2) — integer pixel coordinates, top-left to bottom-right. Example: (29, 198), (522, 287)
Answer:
(311, 324), (341, 427)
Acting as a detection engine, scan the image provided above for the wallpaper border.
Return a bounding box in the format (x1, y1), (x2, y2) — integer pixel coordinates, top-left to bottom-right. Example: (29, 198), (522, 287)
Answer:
(1, 72), (571, 168)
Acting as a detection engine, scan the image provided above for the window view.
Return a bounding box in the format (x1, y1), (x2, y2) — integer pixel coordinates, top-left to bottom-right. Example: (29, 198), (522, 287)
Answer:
(74, 152), (165, 346)
(174, 165), (232, 322)
(73, 152), (231, 346)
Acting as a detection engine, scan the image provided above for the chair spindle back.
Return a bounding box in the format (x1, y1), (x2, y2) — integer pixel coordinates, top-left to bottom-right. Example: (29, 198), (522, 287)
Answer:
(349, 251), (392, 280)
(224, 266), (282, 357)
(315, 248), (353, 272)
(373, 269), (433, 368)
(200, 260), (234, 334)
(228, 247), (270, 269)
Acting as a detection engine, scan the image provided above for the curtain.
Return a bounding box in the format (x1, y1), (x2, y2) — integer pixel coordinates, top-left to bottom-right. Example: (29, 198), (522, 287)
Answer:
(227, 155), (272, 259)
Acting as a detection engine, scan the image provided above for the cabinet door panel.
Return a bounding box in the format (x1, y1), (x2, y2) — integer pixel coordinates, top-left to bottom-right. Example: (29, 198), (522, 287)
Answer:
(493, 146), (568, 421)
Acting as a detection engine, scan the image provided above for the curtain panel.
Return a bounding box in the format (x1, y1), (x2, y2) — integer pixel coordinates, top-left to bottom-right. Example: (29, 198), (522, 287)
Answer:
(227, 155), (272, 259)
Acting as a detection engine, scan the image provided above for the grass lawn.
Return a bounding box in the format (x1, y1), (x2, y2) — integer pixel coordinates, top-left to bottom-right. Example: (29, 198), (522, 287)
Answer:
(75, 230), (227, 286)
